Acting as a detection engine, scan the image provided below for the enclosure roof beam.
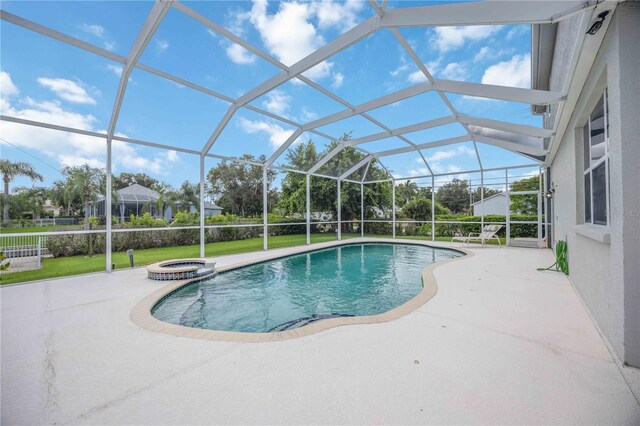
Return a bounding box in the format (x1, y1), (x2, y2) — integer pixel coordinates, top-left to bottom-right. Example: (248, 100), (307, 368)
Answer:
(302, 82), (432, 131)
(0, 115), (265, 167)
(174, 2), (423, 167)
(307, 145), (346, 175)
(339, 155), (374, 180)
(265, 129), (303, 167)
(269, 81), (433, 168)
(379, 1), (595, 27)
(373, 135), (470, 158)
(310, 116), (456, 173)
(172, 2), (288, 71)
(201, 105), (237, 155)
(473, 135), (546, 157)
(233, 15), (380, 109)
(458, 114), (554, 138)
(381, 163), (540, 183)
(344, 115), (456, 147)
(107, 0), (171, 140)
(432, 79), (562, 105)
(0, 10), (123, 62)
(361, 159), (373, 183)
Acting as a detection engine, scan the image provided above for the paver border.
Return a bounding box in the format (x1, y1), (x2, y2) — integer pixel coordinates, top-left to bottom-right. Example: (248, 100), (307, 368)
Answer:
(131, 238), (473, 342)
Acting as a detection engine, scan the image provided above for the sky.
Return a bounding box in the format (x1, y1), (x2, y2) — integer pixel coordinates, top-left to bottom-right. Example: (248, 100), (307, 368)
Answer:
(0, 0), (542, 192)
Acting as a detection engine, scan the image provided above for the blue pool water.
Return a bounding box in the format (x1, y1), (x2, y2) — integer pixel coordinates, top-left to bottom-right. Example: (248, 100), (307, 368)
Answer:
(152, 243), (463, 333)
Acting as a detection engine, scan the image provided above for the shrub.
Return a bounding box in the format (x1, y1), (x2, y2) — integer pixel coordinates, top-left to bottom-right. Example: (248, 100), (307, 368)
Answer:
(129, 213), (168, 228)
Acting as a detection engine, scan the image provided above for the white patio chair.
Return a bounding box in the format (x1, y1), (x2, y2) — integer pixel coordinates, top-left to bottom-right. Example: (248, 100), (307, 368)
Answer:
(450, 224), (503, 247)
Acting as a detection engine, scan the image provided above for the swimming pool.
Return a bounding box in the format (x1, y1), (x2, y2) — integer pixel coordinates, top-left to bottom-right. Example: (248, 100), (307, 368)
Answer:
(151, 243), (464, 334)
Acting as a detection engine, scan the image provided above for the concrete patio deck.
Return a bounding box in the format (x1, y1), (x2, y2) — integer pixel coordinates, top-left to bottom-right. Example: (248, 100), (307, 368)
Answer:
(1, 238), (639, 425)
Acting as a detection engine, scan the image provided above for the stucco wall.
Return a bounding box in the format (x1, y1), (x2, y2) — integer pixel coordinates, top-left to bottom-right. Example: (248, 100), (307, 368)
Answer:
(472, 194), (507, 216)
(549, 4), (640, 367)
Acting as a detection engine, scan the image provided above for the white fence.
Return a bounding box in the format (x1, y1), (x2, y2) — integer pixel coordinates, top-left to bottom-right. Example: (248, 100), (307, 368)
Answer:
(0, 234), (48, 274)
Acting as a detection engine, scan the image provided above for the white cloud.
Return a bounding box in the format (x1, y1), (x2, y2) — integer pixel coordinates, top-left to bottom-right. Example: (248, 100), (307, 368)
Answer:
(431, 25), (502, 52)
(80, 23), (115, 51)
(246, 1), (343, 83)
(312, 0), (364, 32)
(155, 39), (169, 52)
(209, 15), (256, 65)
(250, 1), (319, 65)
(1, 71), (20, 97)
(408, 70), (427, 83)
(473, 46), (491, 63)
(81, 23), (104, 38)
(166, 150), (179, 162)
(408, 167), (429, 177)
(481, 53), (530, 88)
(238, 117), (294, 149)
(440, 62), (467, 80)
(390, 63), (410, 77)
(506, 25), (528, 41)
(1, 73), (178, 174)
(262, 90), (291, 116)
(473, 46), (512, 63)
(331, 72), (344, 88)
(106, 64), (123, 76)
(226, 43), (257, 64)
(301, 107), (318, 122)
(37, 77), (96, 105)
(425, 145), (475, 174)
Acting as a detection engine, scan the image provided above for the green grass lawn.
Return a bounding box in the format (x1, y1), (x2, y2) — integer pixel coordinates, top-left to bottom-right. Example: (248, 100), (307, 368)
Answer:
(0, 233), (355, 285)
(0, 232), (504, 285)
(0, 225), (81, 234)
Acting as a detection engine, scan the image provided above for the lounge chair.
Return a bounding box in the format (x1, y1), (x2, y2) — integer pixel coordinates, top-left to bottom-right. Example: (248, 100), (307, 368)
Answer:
(450, 224), (503, 247)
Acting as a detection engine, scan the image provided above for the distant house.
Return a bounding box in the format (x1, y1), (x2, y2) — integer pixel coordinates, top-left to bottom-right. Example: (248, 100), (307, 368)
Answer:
(471, 193), (507, 216)
(91, 184), (222, 222)
(42, 199), (62, 217)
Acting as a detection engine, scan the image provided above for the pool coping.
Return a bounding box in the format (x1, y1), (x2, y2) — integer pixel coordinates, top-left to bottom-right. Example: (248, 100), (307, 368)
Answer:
(130, 238), (473, 342)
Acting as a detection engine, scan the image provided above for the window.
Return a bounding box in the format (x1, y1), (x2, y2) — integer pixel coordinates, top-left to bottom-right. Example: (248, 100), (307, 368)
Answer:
(583, 89), (610, 226)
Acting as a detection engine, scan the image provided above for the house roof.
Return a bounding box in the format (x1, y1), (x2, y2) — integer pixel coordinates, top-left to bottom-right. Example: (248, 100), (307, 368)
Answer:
(470, 192), (506, 206)
(204, 202), (222, 210)
(115, 184), (160, 202)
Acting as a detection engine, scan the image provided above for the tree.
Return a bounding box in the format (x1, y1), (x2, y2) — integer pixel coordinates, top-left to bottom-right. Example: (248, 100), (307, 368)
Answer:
(436, 179), (470, 214)
(11, 186), (48, 219)
(176, 181), (199, 212)
(143, 183), (178, 218)
(0, 160), (43, 222)
(48, 179), (78, 216)
(401, 197), (450, 221)
(510, 175), (540, 214)
(113, 173), (158, 190)
(470, 186), (501, 205)
(63, 164), (103, 220)
(206, 154), (276, 217)
(278, 141), (320, 216)
(395, 181), (419, 208)
(279, 138), (392, 224)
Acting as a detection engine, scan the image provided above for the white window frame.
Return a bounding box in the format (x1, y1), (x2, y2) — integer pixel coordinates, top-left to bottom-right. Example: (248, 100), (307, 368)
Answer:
(583, 89), (610, 226)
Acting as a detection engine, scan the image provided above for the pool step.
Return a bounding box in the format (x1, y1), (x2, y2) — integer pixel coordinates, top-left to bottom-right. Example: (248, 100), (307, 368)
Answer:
(268, 313), (354, 332)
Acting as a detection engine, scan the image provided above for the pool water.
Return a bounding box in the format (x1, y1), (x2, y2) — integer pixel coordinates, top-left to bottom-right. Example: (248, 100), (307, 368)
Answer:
(152, 243), (463, 333)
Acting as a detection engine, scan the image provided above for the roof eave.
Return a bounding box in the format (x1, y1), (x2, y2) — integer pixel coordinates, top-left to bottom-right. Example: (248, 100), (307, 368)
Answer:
(531, 23), (558, 115)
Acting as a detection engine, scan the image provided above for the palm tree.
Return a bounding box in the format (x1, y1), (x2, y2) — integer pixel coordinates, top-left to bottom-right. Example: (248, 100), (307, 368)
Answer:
(177, 181), (199, 212)
(13, 186), (48, 219)
(395, 180), (419, 208)
(0, 160), (44, 222)
(63, 164), (103, 220)
(143, 183), (178, 219)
